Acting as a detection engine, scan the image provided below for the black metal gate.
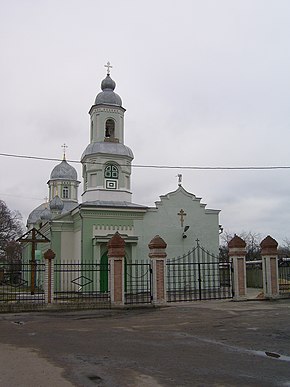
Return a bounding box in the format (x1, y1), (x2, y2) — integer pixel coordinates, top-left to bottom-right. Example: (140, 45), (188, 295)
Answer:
(54, 261), (110, 307)
(279, 259), (290, 296)
(125, 260), (152, 304)
(166, 242), (233, 302)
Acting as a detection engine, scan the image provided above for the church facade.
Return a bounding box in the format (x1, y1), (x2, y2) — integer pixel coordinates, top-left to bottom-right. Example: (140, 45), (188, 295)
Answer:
(26, 66), (220, 267)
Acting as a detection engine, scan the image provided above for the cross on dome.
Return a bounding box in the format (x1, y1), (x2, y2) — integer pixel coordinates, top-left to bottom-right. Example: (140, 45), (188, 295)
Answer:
(61, 143), (68, 159)
(104, 61), (112, 75)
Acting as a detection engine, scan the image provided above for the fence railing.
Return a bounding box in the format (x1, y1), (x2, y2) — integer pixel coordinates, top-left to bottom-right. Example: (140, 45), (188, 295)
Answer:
(125, 261), (152, 304)
(166, 245), (233, 302)
(54, 261), (110, 306)
(279, 260), (290, 295)
(0, 262), (45, 306)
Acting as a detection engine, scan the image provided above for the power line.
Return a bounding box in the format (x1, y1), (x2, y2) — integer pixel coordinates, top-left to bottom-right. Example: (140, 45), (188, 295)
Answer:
(0, 151), (290, 170)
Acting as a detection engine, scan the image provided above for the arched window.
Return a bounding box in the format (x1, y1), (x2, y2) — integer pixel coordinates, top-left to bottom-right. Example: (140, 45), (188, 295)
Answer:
(105, 119), (115, 139)
(62, 186), (69, 199)
(104, 164), (119, 179)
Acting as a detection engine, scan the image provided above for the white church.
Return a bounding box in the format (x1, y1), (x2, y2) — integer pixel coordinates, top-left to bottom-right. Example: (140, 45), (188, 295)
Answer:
(26, 64), (220, 268)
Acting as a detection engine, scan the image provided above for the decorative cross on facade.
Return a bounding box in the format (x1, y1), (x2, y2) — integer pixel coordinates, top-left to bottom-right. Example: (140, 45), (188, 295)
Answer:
(177, 174), (182, 186)
(177, 209), (187, 227)
(61, 143), (68, 159)
(104, 61), (112, 75)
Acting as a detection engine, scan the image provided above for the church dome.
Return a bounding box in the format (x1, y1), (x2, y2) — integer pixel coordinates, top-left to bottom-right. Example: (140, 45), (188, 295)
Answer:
(27, 203), (47, 225)
(50, 195), (64, 212)
(95, 75), (122, 107)
(40, 207), (52, 221)
(81, 142), (134, 160)
(50, 159), (78, 181)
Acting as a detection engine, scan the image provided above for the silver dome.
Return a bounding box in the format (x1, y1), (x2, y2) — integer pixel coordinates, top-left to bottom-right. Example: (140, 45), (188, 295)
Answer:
(40, 207), (52, 221)
(50, 159), (78, 181)
(81, 142), (134, 160)
(95, 74), (122, 107)
(27, 201), (78, 226)
(50, 195), (64, 211)
(27, 203), (47, 225)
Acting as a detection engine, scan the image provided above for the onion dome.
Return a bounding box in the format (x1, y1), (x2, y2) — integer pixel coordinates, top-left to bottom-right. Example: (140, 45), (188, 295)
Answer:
(95, 74), (122, 106)
(40, 207), (52, 221)
(50, 195), (64, 212)
(50, 159), (78, 181)
(27, 203), (47, 225)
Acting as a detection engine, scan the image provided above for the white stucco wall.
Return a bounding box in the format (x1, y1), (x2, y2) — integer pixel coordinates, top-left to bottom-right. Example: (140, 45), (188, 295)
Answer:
(133, 187), (220, 260)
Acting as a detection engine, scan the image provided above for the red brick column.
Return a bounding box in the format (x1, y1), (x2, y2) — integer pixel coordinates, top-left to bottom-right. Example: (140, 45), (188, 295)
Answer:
(108, 232), (125, 306)
(228, 235), (247, 301)
(148, 235), (167, 305)
(44, 249), (55, 304)
(260, 235), (279, 299)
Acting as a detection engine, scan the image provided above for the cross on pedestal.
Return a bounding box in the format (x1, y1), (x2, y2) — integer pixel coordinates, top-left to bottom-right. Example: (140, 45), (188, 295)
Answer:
(177, 209), (187, 228)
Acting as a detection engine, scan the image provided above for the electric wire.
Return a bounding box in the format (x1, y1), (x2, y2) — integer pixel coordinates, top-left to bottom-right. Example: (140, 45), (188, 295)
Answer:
(0, 152), (289, 170)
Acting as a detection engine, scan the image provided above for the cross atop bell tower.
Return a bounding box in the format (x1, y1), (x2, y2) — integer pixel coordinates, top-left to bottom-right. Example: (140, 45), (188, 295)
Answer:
(81, 66), (134, 203)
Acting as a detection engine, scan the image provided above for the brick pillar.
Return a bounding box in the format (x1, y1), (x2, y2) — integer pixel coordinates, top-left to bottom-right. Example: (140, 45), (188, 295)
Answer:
(108, 232), (125, 306)
(148, 235), (167, 305)
(228, 235), (247, 301)
(44, 249), (55, 304)
(260, 235), (279, 299)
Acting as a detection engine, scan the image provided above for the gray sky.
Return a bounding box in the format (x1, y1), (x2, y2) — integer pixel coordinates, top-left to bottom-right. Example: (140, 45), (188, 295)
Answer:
(1, 0), (290, 245)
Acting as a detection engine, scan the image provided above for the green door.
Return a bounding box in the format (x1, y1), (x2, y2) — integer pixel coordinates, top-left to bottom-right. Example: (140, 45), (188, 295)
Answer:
(100, 252), (108, 293)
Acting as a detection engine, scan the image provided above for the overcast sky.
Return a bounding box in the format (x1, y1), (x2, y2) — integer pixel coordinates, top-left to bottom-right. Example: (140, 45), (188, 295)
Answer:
(1, 0), (290, 245)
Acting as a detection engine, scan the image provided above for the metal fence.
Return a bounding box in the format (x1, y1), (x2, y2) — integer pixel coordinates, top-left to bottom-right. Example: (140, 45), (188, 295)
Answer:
(246, 261), (263, 288)
(125, 261), (152, 304)
(54, 261), (110, 307)
(0, 262), (45, 306)
(279, 259), (290, 296)
(167, 244), (233, 302)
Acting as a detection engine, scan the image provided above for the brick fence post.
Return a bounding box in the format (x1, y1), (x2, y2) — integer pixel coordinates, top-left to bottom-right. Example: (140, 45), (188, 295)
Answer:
(148, 235), (167, 305)
(260, 235), (279, 299)
(108, 232), (125, 306)
(228, 235), (247, 301)
(44, 249), (55, 304)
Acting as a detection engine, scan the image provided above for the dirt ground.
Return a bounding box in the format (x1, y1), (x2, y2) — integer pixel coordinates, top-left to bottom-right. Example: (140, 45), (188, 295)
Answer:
(0, 299), (290, 386)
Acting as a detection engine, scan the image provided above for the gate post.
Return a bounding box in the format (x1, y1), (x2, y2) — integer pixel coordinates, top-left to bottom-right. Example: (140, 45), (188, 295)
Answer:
(260, 235), (279, 299)
(108, 232), (125, 306)
(228, 235), (247, 301)
(44, 249), (55, 304)
(148, 235), (167, 305)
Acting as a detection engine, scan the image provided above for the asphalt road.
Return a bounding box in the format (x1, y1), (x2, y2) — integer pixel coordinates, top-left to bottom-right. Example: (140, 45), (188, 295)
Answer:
(0, 299), (290, 386)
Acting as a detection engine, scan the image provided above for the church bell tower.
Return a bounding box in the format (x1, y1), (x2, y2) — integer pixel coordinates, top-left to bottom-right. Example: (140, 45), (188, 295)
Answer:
(81, 63), (134, 202)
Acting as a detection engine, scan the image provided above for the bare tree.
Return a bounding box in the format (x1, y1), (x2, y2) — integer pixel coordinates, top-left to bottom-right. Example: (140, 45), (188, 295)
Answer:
(0, 200), (24, 263)
(278, 238), (290, 259)
(220, 231), (262, 261)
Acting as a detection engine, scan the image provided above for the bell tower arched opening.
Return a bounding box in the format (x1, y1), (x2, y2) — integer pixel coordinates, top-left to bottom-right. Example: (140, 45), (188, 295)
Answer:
(105, 119), (115, 140)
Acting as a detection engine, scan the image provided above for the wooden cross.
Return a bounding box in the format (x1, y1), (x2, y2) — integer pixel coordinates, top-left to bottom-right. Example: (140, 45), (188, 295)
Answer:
(61, 143), (68, 159)
(178, 209), (187, 227)
(17, 228), (50, 295)
(104, 61), (112, 75)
